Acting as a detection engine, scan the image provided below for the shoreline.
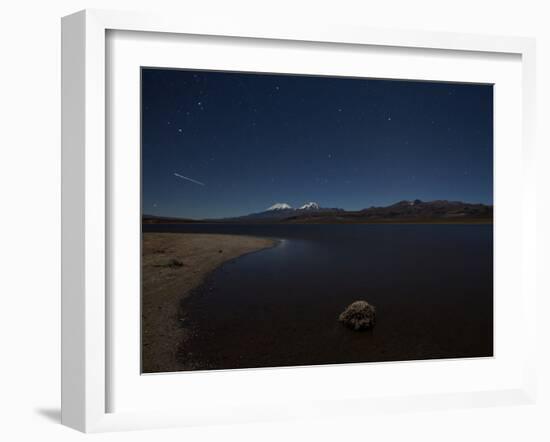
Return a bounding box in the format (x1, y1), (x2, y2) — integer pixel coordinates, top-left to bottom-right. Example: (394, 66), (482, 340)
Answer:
(144, 219), (493, 226)
(141, 232), (276, 373)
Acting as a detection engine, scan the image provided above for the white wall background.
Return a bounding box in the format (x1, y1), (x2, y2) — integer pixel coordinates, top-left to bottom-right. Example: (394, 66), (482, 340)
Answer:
(0, 0), (548, 440)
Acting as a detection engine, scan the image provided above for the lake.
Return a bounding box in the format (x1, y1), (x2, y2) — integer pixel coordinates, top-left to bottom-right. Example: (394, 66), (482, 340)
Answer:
(143, 224), (493, 370)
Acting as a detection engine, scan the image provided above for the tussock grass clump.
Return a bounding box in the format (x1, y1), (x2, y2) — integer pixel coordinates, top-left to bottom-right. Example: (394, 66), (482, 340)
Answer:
(166, 258), (184, 268)
(154, 258), (184, 268)
(339, 301), (376, 331)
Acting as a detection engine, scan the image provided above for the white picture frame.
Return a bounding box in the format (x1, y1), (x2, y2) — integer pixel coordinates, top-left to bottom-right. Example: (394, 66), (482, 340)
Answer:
(61, 9), (537, 433)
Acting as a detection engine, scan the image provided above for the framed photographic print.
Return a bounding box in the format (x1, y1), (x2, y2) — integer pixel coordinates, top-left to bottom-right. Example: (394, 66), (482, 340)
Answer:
(61, 9), (537, 432)
(140, 68), (495, 373)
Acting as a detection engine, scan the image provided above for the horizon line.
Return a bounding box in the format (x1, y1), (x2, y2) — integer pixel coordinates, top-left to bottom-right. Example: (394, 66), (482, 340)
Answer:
(142, 198), (494, 220)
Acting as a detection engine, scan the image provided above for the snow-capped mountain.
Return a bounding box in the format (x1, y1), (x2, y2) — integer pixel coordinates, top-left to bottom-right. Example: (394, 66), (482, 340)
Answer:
(267, 202), (321, 211)
(224, 201), (330, 222)
(299, 202), (320, 210)
(267, 203), (293, 211)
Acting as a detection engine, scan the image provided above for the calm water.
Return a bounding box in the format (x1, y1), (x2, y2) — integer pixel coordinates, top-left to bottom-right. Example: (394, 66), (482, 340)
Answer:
(144, 224), (493, 370)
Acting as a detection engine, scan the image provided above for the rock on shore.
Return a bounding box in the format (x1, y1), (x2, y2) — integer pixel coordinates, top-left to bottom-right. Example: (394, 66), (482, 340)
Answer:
(339, 301), (376, 330)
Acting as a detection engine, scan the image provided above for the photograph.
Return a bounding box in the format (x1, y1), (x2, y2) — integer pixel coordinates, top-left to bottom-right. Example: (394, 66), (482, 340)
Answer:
(141, 68), (493, 373)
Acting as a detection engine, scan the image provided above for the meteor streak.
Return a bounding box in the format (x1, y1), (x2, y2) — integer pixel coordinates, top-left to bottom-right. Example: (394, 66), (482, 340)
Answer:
(174, 173), (205, 186)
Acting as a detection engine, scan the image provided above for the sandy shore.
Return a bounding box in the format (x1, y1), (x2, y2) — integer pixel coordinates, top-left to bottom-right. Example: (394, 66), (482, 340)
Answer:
(141, 232), (275, 373)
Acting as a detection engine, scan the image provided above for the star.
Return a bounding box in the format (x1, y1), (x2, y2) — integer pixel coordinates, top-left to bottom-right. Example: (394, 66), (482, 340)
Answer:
(387, 116), (392, 121)
(178, 128), (183, 133)
(328, 153), (332, 159)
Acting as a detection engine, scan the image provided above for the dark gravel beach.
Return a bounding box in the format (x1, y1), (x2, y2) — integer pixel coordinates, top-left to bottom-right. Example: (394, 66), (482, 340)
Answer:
(141, 232), (275, 373)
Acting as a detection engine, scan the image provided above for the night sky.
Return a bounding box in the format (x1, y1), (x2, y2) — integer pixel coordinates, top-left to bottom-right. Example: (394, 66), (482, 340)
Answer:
(142, 68), (493, 219)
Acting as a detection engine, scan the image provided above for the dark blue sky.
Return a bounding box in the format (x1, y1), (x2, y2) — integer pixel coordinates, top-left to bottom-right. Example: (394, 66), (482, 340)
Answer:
(142, 68), (493, 219)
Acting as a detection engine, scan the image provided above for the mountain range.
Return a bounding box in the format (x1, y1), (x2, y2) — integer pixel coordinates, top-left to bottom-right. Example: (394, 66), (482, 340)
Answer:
(143, 199), (493, 224)
(216, 201), (343, 222)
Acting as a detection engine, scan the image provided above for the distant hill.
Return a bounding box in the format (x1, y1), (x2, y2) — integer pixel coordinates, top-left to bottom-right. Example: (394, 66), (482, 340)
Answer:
(142, 199), (493, 225)
(142, 214), (200, 224)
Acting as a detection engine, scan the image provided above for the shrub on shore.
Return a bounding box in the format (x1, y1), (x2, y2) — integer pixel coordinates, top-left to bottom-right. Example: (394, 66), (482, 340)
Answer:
(154, 258), (184, 268)
(167, 258), (184, 268)
(339, 301), (376, 330)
